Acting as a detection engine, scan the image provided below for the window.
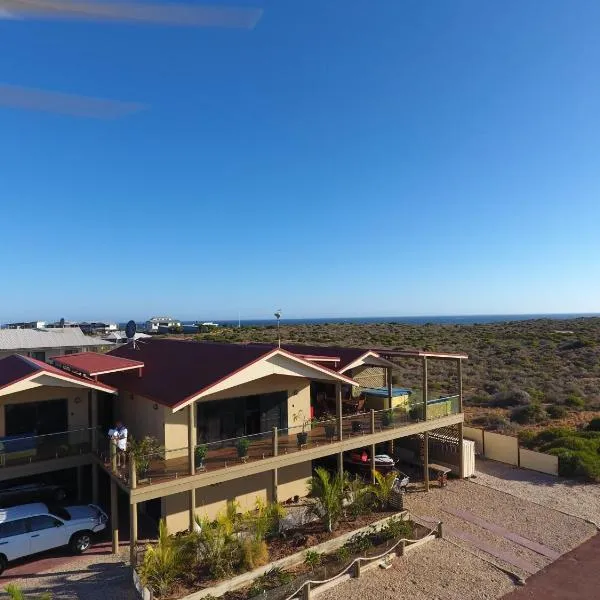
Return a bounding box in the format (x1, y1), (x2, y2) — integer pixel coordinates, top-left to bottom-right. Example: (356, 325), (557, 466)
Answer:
(49, 507), (71, 521)
(0, 519), (28, 538)
(27, 515), (62, 532)
(31, 351), (45, 362)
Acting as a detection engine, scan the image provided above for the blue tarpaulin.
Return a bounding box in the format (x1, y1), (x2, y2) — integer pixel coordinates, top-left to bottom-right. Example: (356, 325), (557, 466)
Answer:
(360, 387), (412, 397)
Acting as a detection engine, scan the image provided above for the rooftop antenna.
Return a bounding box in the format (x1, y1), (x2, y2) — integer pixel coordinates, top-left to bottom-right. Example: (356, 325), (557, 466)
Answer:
(238, 311), (241, 329)
(274, 310), (282, 348)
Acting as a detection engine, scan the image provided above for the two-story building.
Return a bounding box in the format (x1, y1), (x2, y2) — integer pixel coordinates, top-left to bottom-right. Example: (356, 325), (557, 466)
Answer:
(0, 338), (467, 567)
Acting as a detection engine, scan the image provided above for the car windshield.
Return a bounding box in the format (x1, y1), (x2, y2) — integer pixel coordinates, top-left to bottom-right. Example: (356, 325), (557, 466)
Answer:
(49, 507), (71, 521)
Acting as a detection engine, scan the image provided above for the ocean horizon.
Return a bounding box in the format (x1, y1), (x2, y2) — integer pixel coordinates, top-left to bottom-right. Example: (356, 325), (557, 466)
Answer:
(125, 313), (600, 329)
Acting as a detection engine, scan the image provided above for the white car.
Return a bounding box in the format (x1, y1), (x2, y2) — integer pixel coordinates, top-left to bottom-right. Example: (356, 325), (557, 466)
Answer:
(0, 502), (108, 573)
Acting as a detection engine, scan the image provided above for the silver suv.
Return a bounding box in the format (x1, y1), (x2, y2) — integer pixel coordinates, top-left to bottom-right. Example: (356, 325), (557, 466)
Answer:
(0, 502), (108, 574)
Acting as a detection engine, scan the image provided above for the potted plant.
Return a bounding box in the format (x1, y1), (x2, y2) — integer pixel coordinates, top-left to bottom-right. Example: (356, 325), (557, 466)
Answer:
(324, 422), (336, 441)
(382, 409), (393, 427)
(293, 410), (310, 447)
(236, 437), (250, 460)
(195, 444), (207, 471)
(128, 435), (164, 482)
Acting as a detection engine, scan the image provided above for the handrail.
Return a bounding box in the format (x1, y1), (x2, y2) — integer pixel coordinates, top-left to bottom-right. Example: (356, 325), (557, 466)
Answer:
(0, 426), (96, 443)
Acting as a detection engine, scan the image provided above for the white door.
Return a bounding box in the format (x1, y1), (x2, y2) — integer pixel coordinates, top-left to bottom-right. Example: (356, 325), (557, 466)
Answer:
(27, 515), (66, 555)
(0, 518), (31, 560)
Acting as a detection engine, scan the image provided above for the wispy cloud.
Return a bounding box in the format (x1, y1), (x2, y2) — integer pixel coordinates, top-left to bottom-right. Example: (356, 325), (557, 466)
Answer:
(0, 0), (263, 29)
(0, 83), (146, 118)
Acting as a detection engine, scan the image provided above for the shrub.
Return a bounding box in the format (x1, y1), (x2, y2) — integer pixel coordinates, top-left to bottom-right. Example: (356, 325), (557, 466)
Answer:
(491, 389), (531, 408)
(379, 516), (413, 541)
(195, 510), (241, 578)
(241, 538), (269, 570)
(304, 550), (322, 571)
(346, 531), (374, 554)
(139, 520), (191, 597)
(4, 585), (52, 600)
(510, 403), (547, 425)
(565, 394), (586, 409)
(587, 418), (600, 432)
(128, 435), (164, 479)
(546, 405), (567, 419)
(248, 568), (292, 597)
(518, 429), (537, 448)
(334, 546), (351, 564)
(471, 415), (512, 431)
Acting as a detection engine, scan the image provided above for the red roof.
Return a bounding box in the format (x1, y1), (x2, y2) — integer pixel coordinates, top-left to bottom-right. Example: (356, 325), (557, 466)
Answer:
(52, 352), (144, 376)
(0, 354), (117, 393)
(250, 343), (369, 370)
(103, 339), (358, 409)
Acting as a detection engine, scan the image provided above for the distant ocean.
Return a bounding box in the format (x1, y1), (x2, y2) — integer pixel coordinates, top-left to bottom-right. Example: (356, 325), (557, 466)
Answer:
(165, 313), (599, 329)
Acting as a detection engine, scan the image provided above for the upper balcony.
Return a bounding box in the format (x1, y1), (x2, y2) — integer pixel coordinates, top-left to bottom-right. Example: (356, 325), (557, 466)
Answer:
(95, 395), (462, 499)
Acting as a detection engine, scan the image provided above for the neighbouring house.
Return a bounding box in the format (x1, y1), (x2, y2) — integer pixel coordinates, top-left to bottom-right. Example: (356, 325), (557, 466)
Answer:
(79, 322), (118, 335)
(0, 338), (467, 565)
(0, 327), (112, 362)
(3, 321), (47, 330)
(145, 316), (181, 333)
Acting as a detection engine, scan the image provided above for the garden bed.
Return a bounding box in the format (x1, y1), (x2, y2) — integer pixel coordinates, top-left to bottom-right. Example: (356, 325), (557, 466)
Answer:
(177, 514), (435, 600)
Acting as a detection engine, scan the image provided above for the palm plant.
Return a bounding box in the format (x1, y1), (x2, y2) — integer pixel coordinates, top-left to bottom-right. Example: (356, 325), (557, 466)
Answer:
(195, 509), (241, 578)
(308, 467), (347, 532)
(370, 470), (398, 509)
(346, 475), (374, 517)
(139, 520), (188, 597)
(4, 585), (52, 600)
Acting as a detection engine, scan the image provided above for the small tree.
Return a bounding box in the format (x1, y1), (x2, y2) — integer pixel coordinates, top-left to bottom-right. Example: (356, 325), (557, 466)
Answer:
(308, 467), (347, 532)
(195, 509), (241, 578)
(128, 435), (164, 479)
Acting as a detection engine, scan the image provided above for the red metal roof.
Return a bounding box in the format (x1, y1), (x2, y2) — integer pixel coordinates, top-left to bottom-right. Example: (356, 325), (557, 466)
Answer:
(52, 352), (144, 376)
(0, 354), (117, 393)
(103, 339), (358, 409)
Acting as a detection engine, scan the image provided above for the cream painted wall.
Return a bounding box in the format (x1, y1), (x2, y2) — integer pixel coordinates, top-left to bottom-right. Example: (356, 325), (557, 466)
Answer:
(161, 461), (314, 531)
(286, 381), (311, 434)
(0, 386), (90, 439)
(164, 406), (192, 459)
(278, 462), (312, 502)
(114, 392), (166, 445)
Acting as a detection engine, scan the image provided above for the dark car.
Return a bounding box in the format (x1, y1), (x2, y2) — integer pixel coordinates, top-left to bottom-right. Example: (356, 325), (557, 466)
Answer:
(0, 481), (68, 507)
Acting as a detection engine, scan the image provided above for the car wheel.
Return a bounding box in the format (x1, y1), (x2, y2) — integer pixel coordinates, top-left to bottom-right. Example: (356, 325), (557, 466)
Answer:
(0, 554), (7, 576)
(70, 531), (92, 554)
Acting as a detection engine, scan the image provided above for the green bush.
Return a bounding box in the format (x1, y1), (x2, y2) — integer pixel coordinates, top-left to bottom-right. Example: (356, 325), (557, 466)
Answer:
(546, 405), (568, 419)
(248, 568), (292, 597)
(304, 550), (322, 571)
(491, 389), (531, 408)
(379, 516), (413, 541)
(565, 394), (586, 409)
(334, 546), (351, 564)
(510, 403), (547, 425)
(518, 429), (537, 448)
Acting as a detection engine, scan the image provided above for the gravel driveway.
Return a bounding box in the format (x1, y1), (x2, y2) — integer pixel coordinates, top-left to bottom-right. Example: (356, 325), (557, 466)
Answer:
(472, 460), (600, 527)
(320, 463), (597, 600)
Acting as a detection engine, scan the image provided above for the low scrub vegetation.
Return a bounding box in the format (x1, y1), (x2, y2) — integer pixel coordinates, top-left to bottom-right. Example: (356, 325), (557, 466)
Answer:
(519, 419), (600, 482)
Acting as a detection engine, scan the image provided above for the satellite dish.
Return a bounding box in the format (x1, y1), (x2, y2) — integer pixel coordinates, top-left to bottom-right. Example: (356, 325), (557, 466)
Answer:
(59, 318), (65, 328)
(125, 320), (137, 340)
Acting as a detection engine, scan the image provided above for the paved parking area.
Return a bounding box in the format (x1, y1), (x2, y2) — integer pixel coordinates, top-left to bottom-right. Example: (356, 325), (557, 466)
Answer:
(0, 545), (135, 599)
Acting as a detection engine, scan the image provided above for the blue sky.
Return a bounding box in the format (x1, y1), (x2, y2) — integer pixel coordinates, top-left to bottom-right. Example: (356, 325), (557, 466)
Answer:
(2, 0), (600, 322)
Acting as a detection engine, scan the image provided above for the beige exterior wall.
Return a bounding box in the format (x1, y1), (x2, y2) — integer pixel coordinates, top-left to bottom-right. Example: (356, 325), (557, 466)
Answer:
(278, 462), (312, 502)
(162, 492), (191, 534)
(114, 392), (166, 446)
(164, 406), (191, 459)
(0, 386), (89, 439)
(161, 461), (313, 530)
(519, 448), (559, 476)
(287, 381), (310, 434)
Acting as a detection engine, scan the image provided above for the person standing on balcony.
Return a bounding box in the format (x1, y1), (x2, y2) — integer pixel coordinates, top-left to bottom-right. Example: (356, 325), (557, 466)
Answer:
(108, 421), (128, 467)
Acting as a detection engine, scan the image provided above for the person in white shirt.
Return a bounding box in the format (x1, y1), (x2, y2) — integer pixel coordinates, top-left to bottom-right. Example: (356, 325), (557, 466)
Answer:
(108, 421), (128, 467)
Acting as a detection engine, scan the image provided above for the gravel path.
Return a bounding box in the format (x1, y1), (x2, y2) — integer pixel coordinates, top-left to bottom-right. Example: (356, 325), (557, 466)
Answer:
(319, 537), (516, 600)
(0, 550), (135, 600)
(472, 460), (600, 528)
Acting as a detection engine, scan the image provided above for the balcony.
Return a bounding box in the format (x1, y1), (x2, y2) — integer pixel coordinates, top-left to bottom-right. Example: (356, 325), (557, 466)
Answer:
(96, 396), (461, 493)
